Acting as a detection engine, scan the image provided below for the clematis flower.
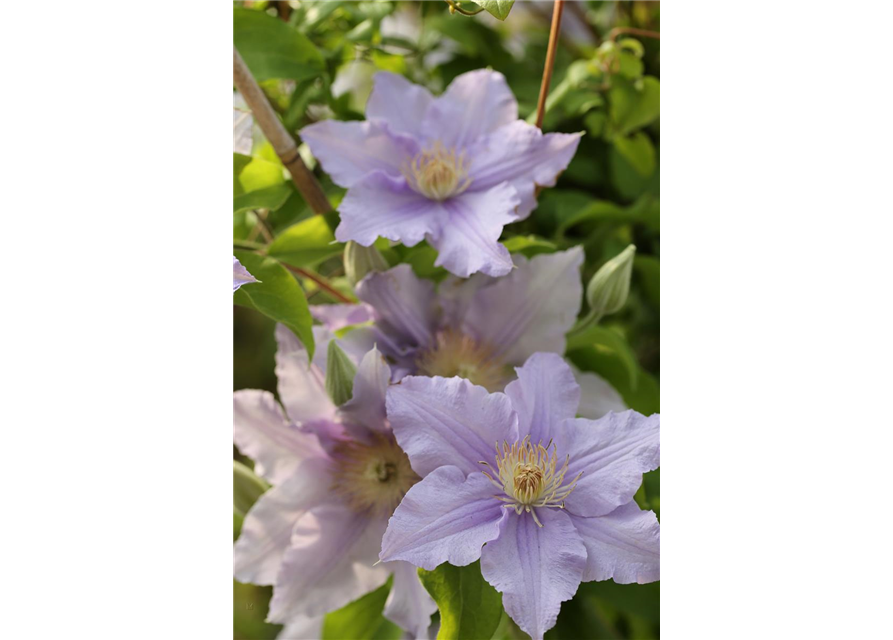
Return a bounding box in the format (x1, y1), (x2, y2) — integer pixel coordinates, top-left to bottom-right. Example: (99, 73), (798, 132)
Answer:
(300, 70), (582, 278)
(379, 353), (660, 640)
(233, 256), (258, 292)
(312, 247), (625, 419)
(233, 325), (436, 638)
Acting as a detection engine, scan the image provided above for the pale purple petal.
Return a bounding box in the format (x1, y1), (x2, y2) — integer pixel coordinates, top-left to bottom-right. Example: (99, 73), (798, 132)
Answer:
(570, 502), (660, 584)
(233, 390), (326, 485)
(336, 173), (442, 247)
(277, 615), (324, 640)
(387, 376), (518, 477)
(233, 256), (258, 292)
(430, 183), (519, 278)
(300, 119), (419, 188)
(366, 71), (434, 139)
(340, 347), (391, 439)
(233, 457), (330, 585)
(268, 505), (390, 621)
(573, 367), (627, 420)
(274, 324), (335, 425)
(383, 561), (438, 639)
(468, 121), (583, 218)
(379, 466), (506, 570)
(505, 353), (580, 445)
(356, 264), (437, 356)
(480, 509), (587, 640)
(462, 248), (584, 365)
(421, 69), (518, 149)
(558, 411), (660, 518)
(310, 303), (373, 331)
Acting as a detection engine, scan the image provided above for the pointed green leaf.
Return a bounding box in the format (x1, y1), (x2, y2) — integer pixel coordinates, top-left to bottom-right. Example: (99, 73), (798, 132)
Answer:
(418, 561), (503, 640)
(469, 0), (515, 20)
(322, 579), (402, 640)
(234, 8), (324, 82)
(325, 340), (357, 407)
(566, 325), (639, 391)
(267, 215), (343, 269)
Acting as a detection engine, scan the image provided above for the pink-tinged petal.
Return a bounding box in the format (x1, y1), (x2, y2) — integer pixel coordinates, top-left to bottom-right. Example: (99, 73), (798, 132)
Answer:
(276, 615), (324, 640)
(300, 119), (419, 188)
(274, 324), (336, 425)
(366, 71), (434, 139)
(268, 506), (390, 621)
(430, 183), (519, 278)
(469, 121), (583, 218)
(336, 173), (442, 247)
(573, 367), (627, 420)
(387, 376), (518, 477)
(356, 265), (437, 355)
(310, 303), (373, 331)
(463, 248), (584, 365)
(422, 69), (518, 150)
(340, 347), (391, 439)
(558, 411), (660, 518)
(505, 353), (580, 445)
(233, 457), (331, 585)
(379, 466), (507, 570)
(570, 502), (660, 584)
(233, 256), (258, 292)
(233, 390), (325, 485)
(480, 509), (587, 640)
(383, 561), (438, 639)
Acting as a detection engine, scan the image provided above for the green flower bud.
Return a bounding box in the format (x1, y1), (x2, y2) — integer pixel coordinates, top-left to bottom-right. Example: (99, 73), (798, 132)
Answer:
(586, 244), (636, 321)
(344, 240), (388, 286)
(325, 340), (358, 407)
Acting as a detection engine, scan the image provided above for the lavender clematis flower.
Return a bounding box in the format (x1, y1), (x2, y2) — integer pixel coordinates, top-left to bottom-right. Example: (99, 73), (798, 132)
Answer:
(312, 247), (625, 419)
(233, 256), (258, 292)
(379, 353), (660, 640)
(233, 325), (436, 637)
(300, 70), (582, 278)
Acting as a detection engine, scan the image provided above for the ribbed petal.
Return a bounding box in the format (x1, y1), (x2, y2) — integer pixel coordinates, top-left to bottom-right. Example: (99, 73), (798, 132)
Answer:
(274, 324), (336, 426)
(366, 71), (434, 139)
(310, 303), (374, 332)
(233, 256), (258, 292)
(276, 615), (324, 640)
(572, 367), (627, 420)
(340, 347), (391, 440)
(383, 561), (438, 639)
(504, 353), (581, 445)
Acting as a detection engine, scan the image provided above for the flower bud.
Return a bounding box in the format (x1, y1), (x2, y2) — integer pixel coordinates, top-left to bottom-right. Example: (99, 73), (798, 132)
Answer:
(326, 340), (358, 407)
(586, 244), (636, 321)
(344, 241), (388, 286)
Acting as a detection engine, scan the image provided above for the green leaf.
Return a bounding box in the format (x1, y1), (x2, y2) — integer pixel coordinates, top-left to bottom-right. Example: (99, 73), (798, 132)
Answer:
(322, 579), (402, 640)
(609, 76), (660, 136)
(566, 325), (639, 391)
(233, 251), (315, 360)
(233, 460), (269, 519)
(469, 0), (515, 21)
(555, 200), (635, 238)
(325, 340), (358, 407)
(418, 561), (502, 640)
(234, 153), (284, 197)
(234, 8), (324, 82)
(635, 255), (660, 308)
(234, 184), (293, 215)
(502, 235), (558, 258)
(267, 215), (343, 268)
(399, 244), (448, 281)
(613, 132), (656, 177)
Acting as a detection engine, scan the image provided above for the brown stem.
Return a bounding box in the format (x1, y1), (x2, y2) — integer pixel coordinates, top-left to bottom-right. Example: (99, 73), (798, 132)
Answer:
(535, 0), (565, 129)
(233, 47), (333, 216)
(608, 26), (661, 42)
(284, 264), (355, 304)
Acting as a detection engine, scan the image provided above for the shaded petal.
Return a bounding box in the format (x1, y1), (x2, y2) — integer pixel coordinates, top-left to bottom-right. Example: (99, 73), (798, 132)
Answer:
(366, 71), (434, 139)
(379, 466), (506, 570)
(383, 561), (438, 639)
(310, 303), (373, 331)
(480, 509), (586, 640)
(300, 119), (419, 188)
(340, 347), (391, 439)
(570, 502), (660, 584)
(422, 69), (518, 150)
(430, 183), (519, 278)
(268, 506), (390, 621)
(233, 390), (325, 485)
(233, 457), (330, 585)
(356, 264), (437, 355)
(505, 353), (580, 445)
(463, 248), (584, 365)
(558, 411), (660, 517)
(275, 324), (336, 426)
(469, 121), (583, 218)
(337, 173), (442, 246)
(387, 376), (518, 477)
(277, 615), (324, 640)
(573, 367), (627, 420)
(233, 256), (258, 292)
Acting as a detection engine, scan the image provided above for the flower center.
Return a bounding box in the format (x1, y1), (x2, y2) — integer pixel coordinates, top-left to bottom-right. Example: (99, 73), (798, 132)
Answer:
(402, 142), (472, 201)
(330, 434), (419, 517)
(480, 436), (581, 527)
(415, 329), (506, 391)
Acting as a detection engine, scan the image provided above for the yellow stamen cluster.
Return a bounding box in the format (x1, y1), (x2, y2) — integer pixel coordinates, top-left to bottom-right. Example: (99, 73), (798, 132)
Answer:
(481, 436), (581, 527)
(416, 330), (507, 391)
(330, 434), (419, 517)
(402, 141), (472, 201)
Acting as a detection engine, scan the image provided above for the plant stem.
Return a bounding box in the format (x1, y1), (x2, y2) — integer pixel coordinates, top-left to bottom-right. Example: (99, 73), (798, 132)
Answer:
(607, 26), (661, 42)
(535, 0), (565, 129)
(283, 263), (356, 304)
(233, 47), (333, 216)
